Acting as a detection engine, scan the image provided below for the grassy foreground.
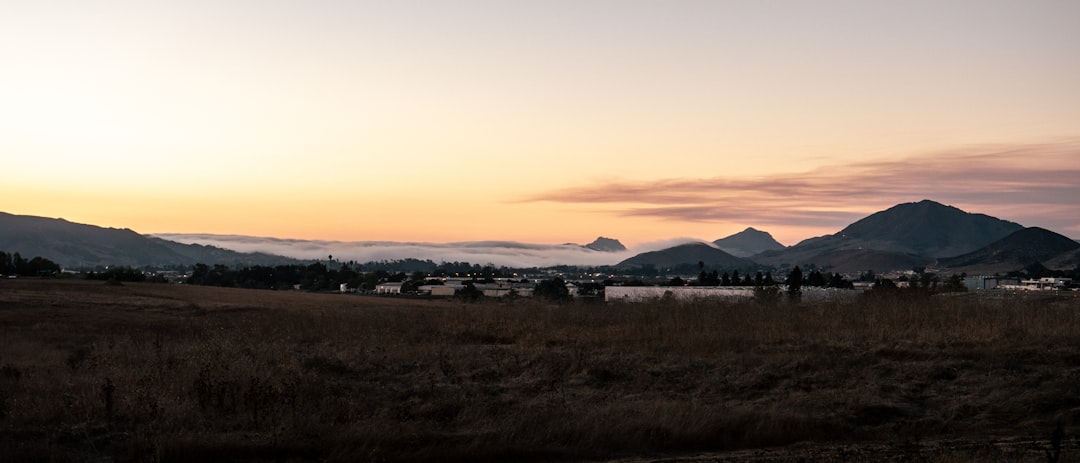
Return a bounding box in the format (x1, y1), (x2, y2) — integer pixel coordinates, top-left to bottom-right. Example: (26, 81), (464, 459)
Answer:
(1, 279), (1079, 462)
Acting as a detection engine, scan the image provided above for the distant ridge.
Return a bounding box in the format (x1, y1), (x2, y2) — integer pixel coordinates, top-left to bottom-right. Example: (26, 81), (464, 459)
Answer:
(5, 200), (1074, 272)
(616, 242), (755, 270)
(0, 212), (299, 268)
(1046, 247), (1080, 271)
(713, 227), (785, 257)
(799, 200), (1023, 257)
(752, 200), (1024, 271)
(938, 227), (1080, 273)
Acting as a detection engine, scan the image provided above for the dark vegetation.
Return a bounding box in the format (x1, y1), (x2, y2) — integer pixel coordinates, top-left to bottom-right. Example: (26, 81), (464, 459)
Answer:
(184, 261), (522, 292)
(0, 251), (61, 277)
(2, 279), (1079, 462)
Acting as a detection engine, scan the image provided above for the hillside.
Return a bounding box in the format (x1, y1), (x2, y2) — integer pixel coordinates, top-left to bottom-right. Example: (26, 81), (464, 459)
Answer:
(712, 227), (785, 257)
(0, 212), (299, 268)
(800, 200), (1023, 257)
(801, 249), (932, 274)
(1047, 248), (1080, 270)
(752, 200), (1023, 271)
(616, 242), (755, 270)
(938, 227), (1080, 273)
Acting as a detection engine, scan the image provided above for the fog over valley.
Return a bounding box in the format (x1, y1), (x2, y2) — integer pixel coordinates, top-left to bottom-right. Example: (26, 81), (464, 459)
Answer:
(153, 233), (711, 268)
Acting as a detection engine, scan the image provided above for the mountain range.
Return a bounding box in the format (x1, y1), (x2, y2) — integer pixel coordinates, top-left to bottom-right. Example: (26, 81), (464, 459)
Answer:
(615, 200), (1076, 274)
(748, 200), (1029, 273)
(0, 212), (299, 268)
(937, 227), (1080, 273)
(1, 200), (1076, 274)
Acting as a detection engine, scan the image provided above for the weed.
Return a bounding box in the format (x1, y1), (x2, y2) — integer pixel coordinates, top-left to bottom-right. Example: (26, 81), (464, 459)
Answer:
(100, 377), (115, 423)
(1046, 422), (1064, 463)
(2, 279), (1080, 462)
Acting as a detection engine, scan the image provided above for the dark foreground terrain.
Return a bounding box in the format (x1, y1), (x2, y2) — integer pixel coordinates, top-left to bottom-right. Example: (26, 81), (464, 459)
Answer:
(2, 279), (1079, 462)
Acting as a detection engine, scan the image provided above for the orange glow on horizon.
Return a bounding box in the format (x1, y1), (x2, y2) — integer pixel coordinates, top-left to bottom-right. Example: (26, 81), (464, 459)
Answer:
(2, 2), (1079, 246)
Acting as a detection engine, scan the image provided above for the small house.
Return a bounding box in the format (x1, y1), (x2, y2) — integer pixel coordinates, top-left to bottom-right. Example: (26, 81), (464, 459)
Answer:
(375, 282), (404, 294)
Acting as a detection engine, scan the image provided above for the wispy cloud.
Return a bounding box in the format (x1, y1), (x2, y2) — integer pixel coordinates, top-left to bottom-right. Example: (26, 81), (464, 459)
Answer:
(521, 140), (1080, 237)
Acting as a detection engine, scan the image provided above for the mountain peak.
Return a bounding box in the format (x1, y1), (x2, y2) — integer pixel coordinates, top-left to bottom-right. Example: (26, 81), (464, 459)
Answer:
(616, 242), (753, 270)
(752, 200), (1026, 272)
(833, 200), (1023, 257)
(713, 227), (785, 257)
(583, 236), (626, 252)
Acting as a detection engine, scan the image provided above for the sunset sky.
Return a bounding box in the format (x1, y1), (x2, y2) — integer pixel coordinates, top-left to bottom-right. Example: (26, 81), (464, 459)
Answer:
(3, 0), (1079, 247)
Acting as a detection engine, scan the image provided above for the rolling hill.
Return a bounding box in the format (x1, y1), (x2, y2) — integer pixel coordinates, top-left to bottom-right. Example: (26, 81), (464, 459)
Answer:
(615, 242), (755, 271)
(4, 200), (1074, 273)
(751, 200), (1024, 272)
(712, 227), (785, 257)
(938, 227), (1080, 273)
(0, 212), (300, 268)
(1046, 248), (1080, 271)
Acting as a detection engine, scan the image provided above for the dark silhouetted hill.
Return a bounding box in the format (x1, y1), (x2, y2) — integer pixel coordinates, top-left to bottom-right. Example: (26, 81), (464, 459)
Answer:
(938, 227), (1080, 273)
(583, 236), (627, 252)
(616, 242), (755, 270)
(797, 249), (932, 274)
(751, 200), (1023, 272)
(712, 227), (785, 257)
(1047, 248), (1080, 271)
(0, 212), (299, 268)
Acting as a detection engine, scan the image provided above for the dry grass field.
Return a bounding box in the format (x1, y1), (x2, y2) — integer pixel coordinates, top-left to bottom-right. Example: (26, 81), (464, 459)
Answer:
(2, 278), (1080, 462)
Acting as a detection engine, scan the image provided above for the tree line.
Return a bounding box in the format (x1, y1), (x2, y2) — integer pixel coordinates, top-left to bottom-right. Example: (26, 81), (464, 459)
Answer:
(185, 262), (459, 292)
(0, 251), (61, 277)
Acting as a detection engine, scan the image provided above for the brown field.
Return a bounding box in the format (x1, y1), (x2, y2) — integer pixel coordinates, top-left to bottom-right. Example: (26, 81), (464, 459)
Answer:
(2, 278), (1080, 462)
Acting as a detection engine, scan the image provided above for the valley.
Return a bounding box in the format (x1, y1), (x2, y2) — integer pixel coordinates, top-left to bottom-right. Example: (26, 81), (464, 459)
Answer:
(2, 279), (1079, 462)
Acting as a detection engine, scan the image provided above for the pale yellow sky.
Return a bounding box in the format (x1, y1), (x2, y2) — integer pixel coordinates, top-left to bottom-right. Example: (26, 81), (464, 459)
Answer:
(3, 1), (1079, 246)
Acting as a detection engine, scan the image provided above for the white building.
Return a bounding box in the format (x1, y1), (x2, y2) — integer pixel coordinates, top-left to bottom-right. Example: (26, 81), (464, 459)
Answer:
(605, 286), (861, 303)
(1003, 277), (1074, 291)
(375, 282), (404, 294)
(420, 285), (462, 297)
(605, 286), (755, 302)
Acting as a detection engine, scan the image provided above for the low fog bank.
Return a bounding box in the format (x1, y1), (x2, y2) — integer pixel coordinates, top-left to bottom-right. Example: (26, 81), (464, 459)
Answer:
(154, 234), (706, 268)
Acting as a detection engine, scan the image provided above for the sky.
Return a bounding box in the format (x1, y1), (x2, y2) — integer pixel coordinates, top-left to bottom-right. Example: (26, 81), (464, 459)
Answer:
(3, 0), (1079, 247)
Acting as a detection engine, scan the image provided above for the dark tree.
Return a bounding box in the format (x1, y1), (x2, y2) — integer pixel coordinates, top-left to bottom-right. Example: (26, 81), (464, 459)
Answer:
(806, 270), (827, 287)
(785, 266), (804, 301)
(534, 277), (571, 302)
(875, 278), (897, 290)
(827, 273), (853, 289)
(941, 273), (967, 293)
(86, 267), (146, 282)
(1025, 261), (1051, 278)
(3, 252), (60, 277)
(0, 251), (12, 275)
(457, 281), (483, 301)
